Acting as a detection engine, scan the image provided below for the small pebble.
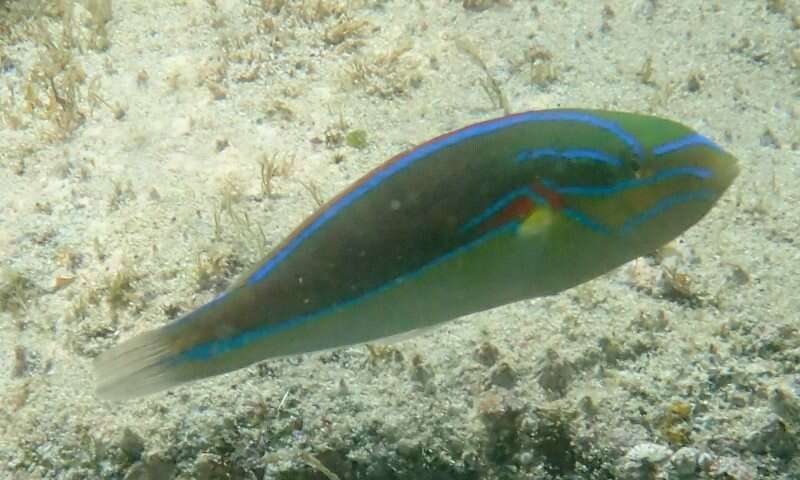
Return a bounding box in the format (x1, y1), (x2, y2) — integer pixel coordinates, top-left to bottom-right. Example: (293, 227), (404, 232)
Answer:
(771, 379), (800, 426)
(474, 341), (499, 366)
(119, 427), (145, 461)
(670, 446), (699, 476)
(687, 73), (703, 92)
(487, 362), (517, 389)
(696, 451), (716, 471)
(536, 348), (574, 397)
(618, 442), (672, 479)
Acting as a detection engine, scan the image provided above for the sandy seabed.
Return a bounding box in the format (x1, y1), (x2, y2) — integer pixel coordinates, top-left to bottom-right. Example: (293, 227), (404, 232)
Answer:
(1, 1), (800, 479)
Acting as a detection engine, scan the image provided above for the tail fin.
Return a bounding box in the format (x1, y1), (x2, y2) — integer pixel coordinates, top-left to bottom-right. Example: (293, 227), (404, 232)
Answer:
(95, 289), (271, 401)
(94, 325), (190, 401)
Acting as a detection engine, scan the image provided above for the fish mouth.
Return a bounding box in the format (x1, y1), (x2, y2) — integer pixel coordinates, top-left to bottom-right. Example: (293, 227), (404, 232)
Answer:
(698, 148), (739, 199)
(648, 131), (739, 200)
(718, 150), (740, 191)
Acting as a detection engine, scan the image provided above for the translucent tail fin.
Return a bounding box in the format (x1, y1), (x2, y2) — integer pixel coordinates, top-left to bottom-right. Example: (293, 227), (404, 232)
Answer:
(95, 289), (271, 401)
(94, 325), (190, 401)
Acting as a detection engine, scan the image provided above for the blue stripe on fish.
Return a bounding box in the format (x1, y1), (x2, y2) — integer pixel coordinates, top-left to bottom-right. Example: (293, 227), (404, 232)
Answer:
(549, 167), (712, 197)
(620, 190), (715, 234)
(560, 208), (613, 235)
(652, 134), (721, 156)
(515, 148), (623, 167)
(561, 190), (715, 236)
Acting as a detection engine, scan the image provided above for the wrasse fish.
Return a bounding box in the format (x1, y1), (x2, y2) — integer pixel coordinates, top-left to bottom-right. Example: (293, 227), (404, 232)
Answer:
(95, 109), (738, 400)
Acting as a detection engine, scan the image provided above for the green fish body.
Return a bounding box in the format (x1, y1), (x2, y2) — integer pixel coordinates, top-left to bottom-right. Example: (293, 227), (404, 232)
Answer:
(95, 109), (739, 400)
